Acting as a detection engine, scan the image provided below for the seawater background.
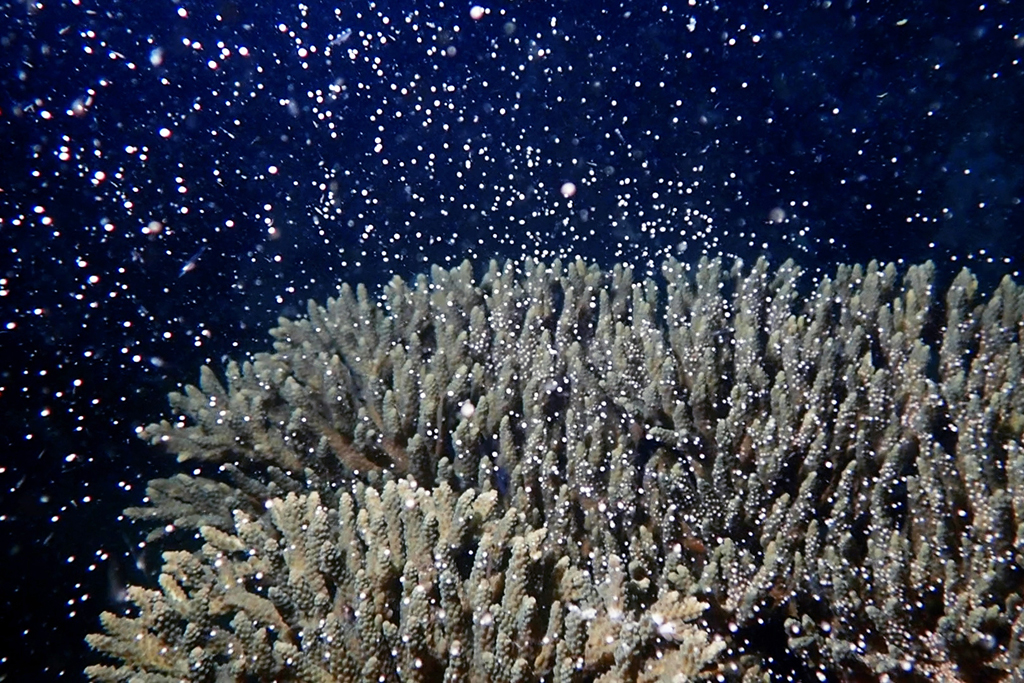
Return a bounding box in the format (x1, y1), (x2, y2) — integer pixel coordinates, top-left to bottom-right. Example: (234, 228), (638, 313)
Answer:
(0, 0), (1022, 679)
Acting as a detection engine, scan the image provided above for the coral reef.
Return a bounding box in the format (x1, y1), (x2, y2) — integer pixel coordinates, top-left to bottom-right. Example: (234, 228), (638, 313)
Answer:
(87, 256), (1024, 681)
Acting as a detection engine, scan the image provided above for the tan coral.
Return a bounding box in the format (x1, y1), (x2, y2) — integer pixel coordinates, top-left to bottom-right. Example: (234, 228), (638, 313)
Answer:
(88, 257), (1024, 682)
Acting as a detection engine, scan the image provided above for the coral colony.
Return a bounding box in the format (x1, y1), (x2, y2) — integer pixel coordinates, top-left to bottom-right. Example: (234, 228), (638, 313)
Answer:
(88, 257), (1023, 681)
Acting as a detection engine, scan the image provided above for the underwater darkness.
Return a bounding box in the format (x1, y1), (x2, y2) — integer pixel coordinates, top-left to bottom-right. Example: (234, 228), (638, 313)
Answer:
(0, 0), (1022, 679)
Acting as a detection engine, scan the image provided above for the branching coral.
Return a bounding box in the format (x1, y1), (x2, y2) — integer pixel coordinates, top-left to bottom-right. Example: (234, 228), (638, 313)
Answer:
(88, 257), (1024, 682)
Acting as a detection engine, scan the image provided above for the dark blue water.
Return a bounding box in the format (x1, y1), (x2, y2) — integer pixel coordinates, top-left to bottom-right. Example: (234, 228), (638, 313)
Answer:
(1, 0), (1022, 679)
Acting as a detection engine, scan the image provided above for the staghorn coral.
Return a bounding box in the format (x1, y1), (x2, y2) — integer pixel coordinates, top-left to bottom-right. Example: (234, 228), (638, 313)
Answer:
(88, 256), (1024, 682)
